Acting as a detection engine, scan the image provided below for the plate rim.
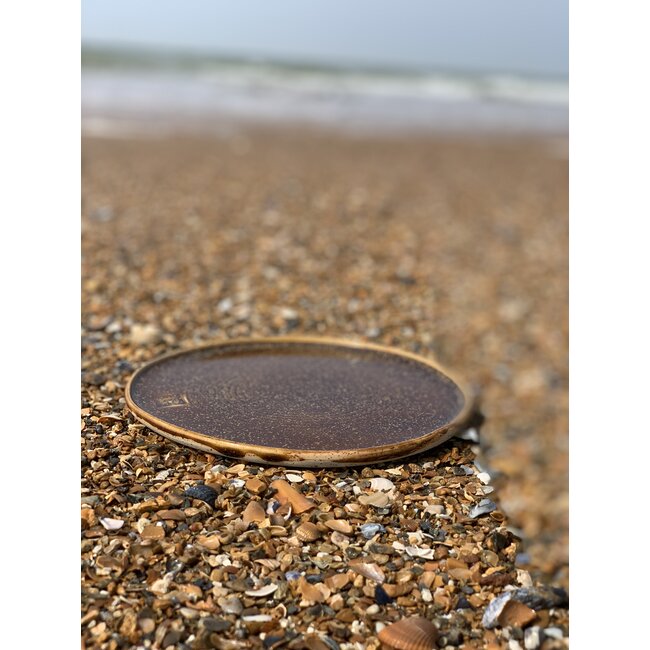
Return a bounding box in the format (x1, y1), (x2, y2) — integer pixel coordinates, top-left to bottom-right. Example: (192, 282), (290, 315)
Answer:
(124, 335), (474, 466)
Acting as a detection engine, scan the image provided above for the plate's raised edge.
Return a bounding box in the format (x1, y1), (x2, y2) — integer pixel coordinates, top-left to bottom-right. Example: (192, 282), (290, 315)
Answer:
(124, 336), (475, 466)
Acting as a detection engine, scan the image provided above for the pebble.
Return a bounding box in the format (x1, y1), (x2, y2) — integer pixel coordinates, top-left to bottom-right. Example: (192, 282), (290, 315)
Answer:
(129, 323), (161, 345)
(184, 484), (218, 507)
(544, 627), (564, 640)
(524, 626), (543, 649)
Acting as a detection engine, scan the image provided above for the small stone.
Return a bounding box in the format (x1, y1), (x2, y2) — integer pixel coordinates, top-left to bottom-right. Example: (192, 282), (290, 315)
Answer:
(245, 476), (266, 495)
(138, 618), (155, 634)
(218, 596), (243, 615)
(129, 323), (161, 345)
(202, 618), (232, 632)
(544, 627), (564, 640)
(524, 627), (543, 649)
(184, 484), (218, 507)
(141, 524), (165, 540)
(374, 584), (393, 605)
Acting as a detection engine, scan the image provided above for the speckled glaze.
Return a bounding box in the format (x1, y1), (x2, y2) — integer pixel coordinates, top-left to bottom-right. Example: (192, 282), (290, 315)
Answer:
(125, 337), (474, 467)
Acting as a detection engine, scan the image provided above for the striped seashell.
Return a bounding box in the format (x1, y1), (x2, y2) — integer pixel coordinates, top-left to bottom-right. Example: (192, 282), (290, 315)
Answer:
(296, 521), (321, 542)
(377, 617), (439, 650)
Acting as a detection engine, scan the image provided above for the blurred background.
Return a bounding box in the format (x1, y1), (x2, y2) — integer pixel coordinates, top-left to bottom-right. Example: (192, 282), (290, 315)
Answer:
(82, 0), (568, 136)
(82, 0), (568, 585)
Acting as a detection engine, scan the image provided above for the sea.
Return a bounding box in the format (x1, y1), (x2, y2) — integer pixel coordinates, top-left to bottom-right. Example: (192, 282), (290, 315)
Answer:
(81, 46), (568, 137)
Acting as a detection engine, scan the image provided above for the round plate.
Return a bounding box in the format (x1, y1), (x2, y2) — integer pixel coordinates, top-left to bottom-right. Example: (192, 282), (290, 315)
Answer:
(125, 337), (473, 467)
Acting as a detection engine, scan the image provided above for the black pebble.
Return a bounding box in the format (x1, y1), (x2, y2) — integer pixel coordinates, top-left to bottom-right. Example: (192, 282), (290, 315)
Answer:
(456, 595), (473, 609)
(201, 618), (231, 632)
(184, 484), (218, 507)
(117, 360), (134, 373)
(374, 584), (393, 605)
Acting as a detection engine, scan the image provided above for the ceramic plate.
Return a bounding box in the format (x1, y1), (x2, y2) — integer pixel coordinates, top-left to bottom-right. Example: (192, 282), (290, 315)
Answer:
(125, 337), (473, 467)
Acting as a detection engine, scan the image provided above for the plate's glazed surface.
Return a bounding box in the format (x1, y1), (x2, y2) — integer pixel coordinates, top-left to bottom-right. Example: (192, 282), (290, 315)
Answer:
(125, 337), (473, 466)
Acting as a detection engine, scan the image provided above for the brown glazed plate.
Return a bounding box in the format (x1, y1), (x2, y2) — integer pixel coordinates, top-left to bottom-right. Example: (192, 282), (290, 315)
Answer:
(125, 337), (473, 467)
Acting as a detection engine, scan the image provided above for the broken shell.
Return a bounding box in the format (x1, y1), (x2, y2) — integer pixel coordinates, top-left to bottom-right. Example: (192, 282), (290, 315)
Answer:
(324, 519), (353, 534)
(369, 477), (395, 492)
(99, 517), (124, 531)
(349, 560), (385, 583)
(296, 521), (321, 542)
(405, 546), (435, 559)
(358, 492), (391, 508)
(244, 584), (279, 598)
(469, 499), (497, 518)
(325, 573), (351, 591)
(285, 473), (304, 483)
(377, 617), (439, 650)
(270, 479), (315, 514)
(218, 596), (243, 615)
(245, 476), (266, 495)
(297, 577), (331, 604)
(497, 600), (537, 628)
(242, 501), (266, 525)
(360, 523), (386, 539)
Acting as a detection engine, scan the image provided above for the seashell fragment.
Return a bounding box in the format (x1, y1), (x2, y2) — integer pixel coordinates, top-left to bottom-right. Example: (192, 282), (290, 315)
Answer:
(360, 523), (386, 539)
(324, 519), (353, 534)
(405, 546), (435, 559)
(296, 521), (321, 542)
(241, 614), (273, 622)
(196, 534), (221, 551)
(497, 600), (537, 628)
(218, 596), (243, 615)
(358, 492), (391, 508)
(377, 616), (439, 650)
(469, 499), (497, 518)
(270, 479), (315, 514)
(99, 517), (124, 531)
(297, 577), (331, 604)
(242, 501), (266, 525)
(245, 476), (267, 495)
(285, 473), (304, 483)
(325, 572), (351, 591)
(369, 477), (395, 492)
(244, 584), (278, 598)
(349, 560), (386, 583)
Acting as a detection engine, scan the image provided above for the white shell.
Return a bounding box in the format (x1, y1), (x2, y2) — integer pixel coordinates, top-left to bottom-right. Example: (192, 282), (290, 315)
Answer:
(369, 477), (396, 492)
(244, 584), (279, 597)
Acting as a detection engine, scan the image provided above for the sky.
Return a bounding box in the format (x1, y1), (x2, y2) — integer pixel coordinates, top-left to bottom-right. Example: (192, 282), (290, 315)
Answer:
(81, 0), (568, 77)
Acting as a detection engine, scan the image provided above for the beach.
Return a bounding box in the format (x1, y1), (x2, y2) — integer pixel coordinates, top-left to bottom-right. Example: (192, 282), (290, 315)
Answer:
(82, 124), (568, 647)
